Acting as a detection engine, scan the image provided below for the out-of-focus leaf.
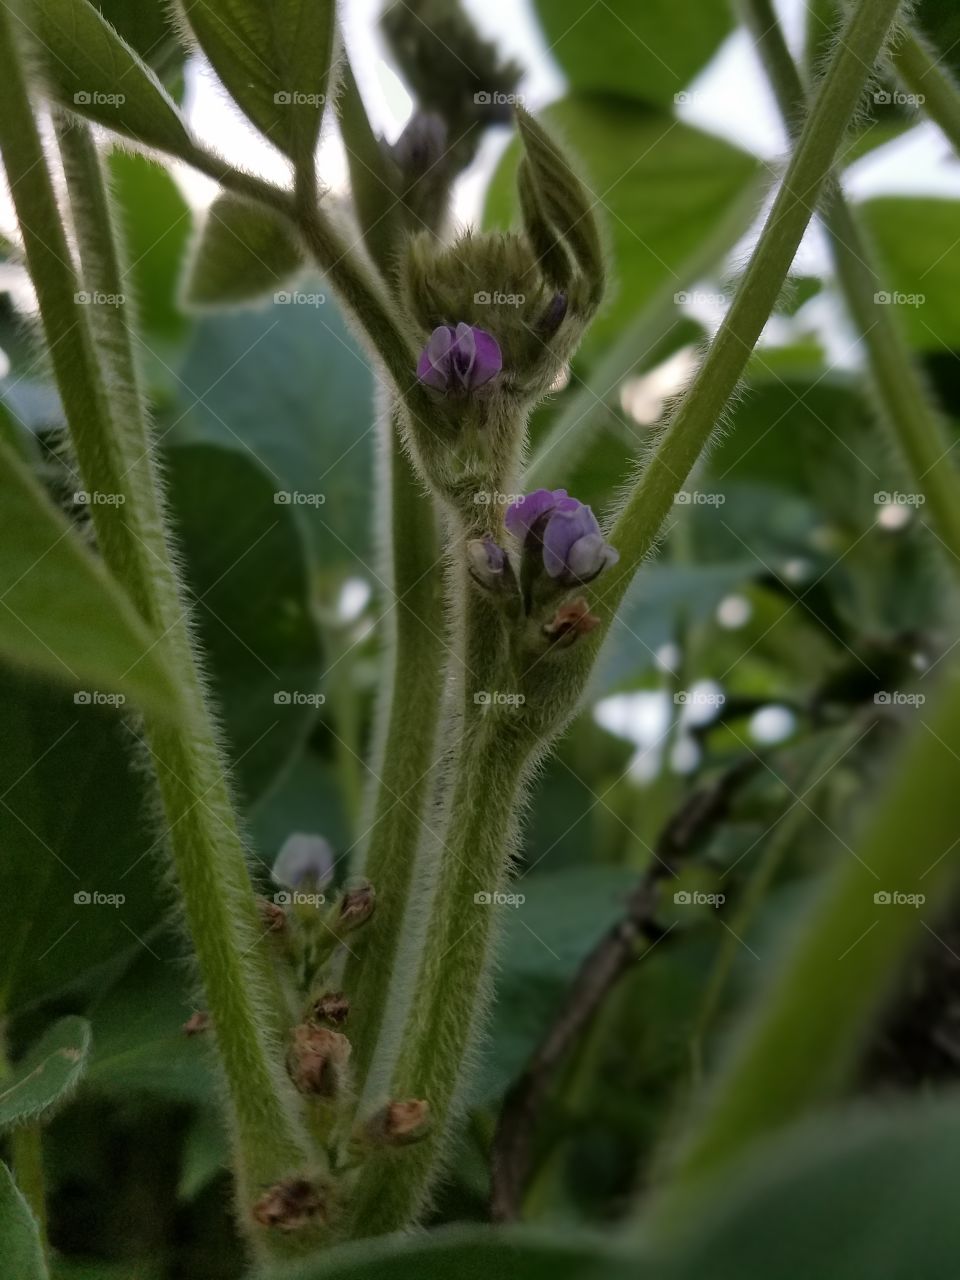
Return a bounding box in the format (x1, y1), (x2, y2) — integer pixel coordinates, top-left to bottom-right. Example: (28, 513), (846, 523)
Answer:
(173, 290), (375, 574)
(470, 867), (639, 1104)
(178, 0), (336, 165)
(0, 669), (163, 1015)
(0, 1017), (91, 1131)
(534, 0), (734, 107)
(859, 198), (960, 351)
(915, 0), (960, 80)
(263, 1226), (645, 1280)
(24, 0), (193, 156)
(0, 1161), (47, 1280)
(0, 437), (181, 717)
(94, 0), (184, 80)
(668, 1100), (960, 1279)
(249, 751), (350, 864)
(108, 149), (193, 343)
(486, 98), (760, 357)
(164, 442), (323, 804)
(183, 194), (304, 308)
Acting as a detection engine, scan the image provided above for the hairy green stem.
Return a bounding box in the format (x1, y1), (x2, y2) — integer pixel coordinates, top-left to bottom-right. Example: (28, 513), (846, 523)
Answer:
(741, 0), (960, 571)
(584, 0), (905, 641)
(894, 27), (960, 156)
(0, 22), (311, 1246)
(9, 1125), (46, 1252)
(646, 658), (960, 1233)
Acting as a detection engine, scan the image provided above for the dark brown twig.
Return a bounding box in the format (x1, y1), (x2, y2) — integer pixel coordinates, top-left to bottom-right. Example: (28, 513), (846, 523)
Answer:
(489, 757), (758, 1222)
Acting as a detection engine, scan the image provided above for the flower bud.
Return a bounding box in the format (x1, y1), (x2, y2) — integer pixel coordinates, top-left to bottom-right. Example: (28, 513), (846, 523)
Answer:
(182, 1010), (210, 1036)
(272, 833), (335, 890)
(287, 1023), (352, 1098)
(256, 896), (287, 933)
(337, 881), (376, 931)
(417, 323), (502, 395)
(505, 489), (618, 586)
(252, 1177), (326, 1231)
(366, 1098), (431, 1146)
(312, 991), (350, 1026)
(543, 598), (601, 647)
(390, 110), (447, 176)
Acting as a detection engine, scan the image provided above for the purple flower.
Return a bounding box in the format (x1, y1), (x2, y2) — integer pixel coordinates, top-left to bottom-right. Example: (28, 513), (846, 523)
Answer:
(417, 323), (502, 394)
(506, 488), (619, 583)
(273, 833), (334, 889)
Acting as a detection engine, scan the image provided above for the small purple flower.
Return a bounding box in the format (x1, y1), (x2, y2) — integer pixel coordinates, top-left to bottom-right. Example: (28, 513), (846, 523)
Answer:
(273, 833), (334, 889)
(467, 536), (510, 590)
(506, 488), (619, 583)
(417, 323), (502, 394)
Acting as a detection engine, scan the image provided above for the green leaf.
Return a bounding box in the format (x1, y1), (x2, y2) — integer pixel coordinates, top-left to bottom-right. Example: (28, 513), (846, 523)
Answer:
(109, 149), (193, 343)
(486, 98), (760, 358)
(24, 0), (193, 156)
(262, 1226), (644, 1280)
(859, 197), (960, 350)
(173, 291), (375, 573)
(667, 1101), (960, 1279)
(915, 0), (960, 80)
(534, 0), (734, 107)
(0, 669), (164, 1016)
(183, 194), (304, 308)
(163, 443), (324, 803)
(0, 435), (181, 718)
(177, 0), (337, 164)
(0, 1161), (47, 1280)
(94, 0), (185, 80)
(0, 1017), (91, 1131)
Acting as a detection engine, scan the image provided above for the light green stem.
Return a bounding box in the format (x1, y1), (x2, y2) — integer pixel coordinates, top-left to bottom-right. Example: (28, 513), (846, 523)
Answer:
(0, 22), (311, 1246)
(647, 657), (960, 1233)
(9, 1125), (46, 1253)
(741, 0), (960, 571)
(586, 0), (905, 639)
(895, 27), (960, 156)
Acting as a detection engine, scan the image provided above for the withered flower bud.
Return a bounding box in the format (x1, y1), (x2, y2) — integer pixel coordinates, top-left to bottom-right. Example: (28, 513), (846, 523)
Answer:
(337, 881), (376, 931)
(256, 896), (287, 933)
(543, 598), (601, 647)
(312, 991), (350, 1026)
(287, 1023), (352, 1098)
(366, 1098), (431, 1146)
(182, 1010), (210, 1036)
(252, 1177), (325, 1232)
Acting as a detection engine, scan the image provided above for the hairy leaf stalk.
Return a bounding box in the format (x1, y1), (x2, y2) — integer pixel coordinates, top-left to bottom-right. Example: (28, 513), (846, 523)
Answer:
(894, 27), (960, 156)
(0, 15), (312, 1249)
(741, 0), (960, 573)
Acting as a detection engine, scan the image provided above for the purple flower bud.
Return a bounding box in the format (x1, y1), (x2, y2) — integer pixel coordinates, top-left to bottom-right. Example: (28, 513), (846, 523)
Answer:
(506, 489), (619, 584)
(273, 833), (334, 889)
(417, 323), (502, 394)
(467, 535), (506, 586)
(539, 291), (568, 337)
(390, 111), (447, 174)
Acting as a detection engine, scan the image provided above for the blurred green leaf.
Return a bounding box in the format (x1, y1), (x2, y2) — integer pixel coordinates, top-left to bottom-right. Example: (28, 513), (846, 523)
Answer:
(0, 436), (181, 718)
(25, 0), (192, 155)
(486, 99), (760, 357)
(534, 0), (734, 106)
(94, 0), (185, 80)
(178, 0), (336, 165)
(915, 0), (960, 80)
(668, 1100), (960, 1278)
(265, 1225), (644, 1280)
(173, 291), (375, 574)
(859, 198), (960, 351)
(0, 1160), (47, 1280)
(183, 194), (304, 309)
(108, 149), (193, 344)
(0, 1017), (91, 1131)
(164, 442), (324, 804)
(0, 669), (162, 1016)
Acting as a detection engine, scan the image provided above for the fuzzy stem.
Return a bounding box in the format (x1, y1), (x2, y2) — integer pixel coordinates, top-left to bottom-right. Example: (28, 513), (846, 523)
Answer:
(0, 21), (311, 1244)
(9, 1126), (46, 1254)
(645, 656), (960, 1235)
(740, 0), (960, 571)
(349, 695), (533, 1234)
(894, 27), (960, 156)
(583, 0), (904, 640)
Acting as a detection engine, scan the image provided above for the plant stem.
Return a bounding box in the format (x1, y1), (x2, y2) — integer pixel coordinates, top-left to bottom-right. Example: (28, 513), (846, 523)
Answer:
(585, 0), (905, 639)
(0, 26), (310, 1245)
(9, 1126), (46, 1252)
(645, 658), (960, 1234)
(894, 27), (960, 156)
(741, 0), (960, 573)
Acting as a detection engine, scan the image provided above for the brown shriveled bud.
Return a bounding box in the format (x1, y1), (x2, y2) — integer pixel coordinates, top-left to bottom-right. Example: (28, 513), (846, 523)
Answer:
(252, 1177), (325, 1232)
(182, 1010), (210, 1036)
(312, 991), (350, 1026)
(366, 1098), (431, 1146)
(337, 881), (376, 931)
(256, 895), (287, 933)
(543, 597), (601, 647)
(287, 1023), (352, 1098)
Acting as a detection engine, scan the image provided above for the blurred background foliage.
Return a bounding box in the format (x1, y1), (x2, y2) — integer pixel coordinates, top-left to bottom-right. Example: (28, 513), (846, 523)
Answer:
(1, 0), (960, 1276)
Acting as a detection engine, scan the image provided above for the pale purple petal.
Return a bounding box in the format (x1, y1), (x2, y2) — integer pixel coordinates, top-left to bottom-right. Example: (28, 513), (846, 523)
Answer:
(468, 327), (503, 387)
(505, 488), (570, 538)
(567, 534), (619, 580)
(417, 325), (457, 389)
(542, 505), (600, 578)
(416, 323), (502, 394)
(273, 833), (334, 888)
